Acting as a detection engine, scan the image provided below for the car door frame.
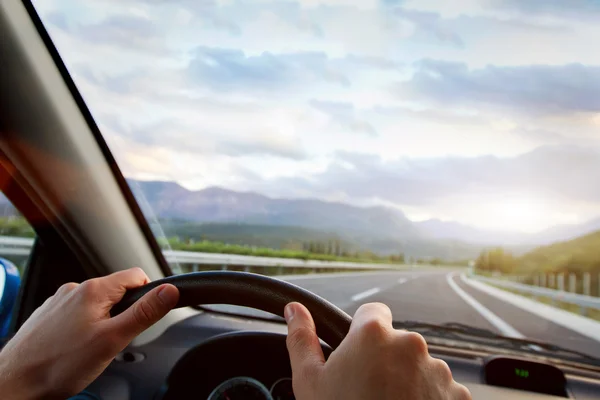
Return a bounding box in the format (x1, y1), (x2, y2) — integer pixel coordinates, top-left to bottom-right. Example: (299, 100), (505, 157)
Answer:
(0, 0), (198, 346)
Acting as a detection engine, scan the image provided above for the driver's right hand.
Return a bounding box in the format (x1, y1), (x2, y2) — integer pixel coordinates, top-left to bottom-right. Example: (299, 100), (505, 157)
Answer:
(284, 302), (472, 400)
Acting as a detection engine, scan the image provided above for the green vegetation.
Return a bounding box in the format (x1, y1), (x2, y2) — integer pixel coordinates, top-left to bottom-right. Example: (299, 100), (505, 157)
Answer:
(475, 248), (518, 274)
(475, 231), (600, 297)
(0, 217), (35, 238)
(162, 236), (406, 264)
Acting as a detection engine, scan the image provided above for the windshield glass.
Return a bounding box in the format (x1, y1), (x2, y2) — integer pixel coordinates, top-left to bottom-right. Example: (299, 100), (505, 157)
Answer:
(34, 0), (600, 360)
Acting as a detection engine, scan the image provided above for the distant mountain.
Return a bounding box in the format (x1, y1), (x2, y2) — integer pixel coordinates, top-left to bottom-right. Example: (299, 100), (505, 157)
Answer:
(126, 179), (600, 259)
(417, 217), (600, 248)
(128, 179), (420, 240)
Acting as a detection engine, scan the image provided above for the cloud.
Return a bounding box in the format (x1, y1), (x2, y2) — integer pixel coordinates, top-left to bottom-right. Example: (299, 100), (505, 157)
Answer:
(310, 100), (378, 136)
(105, 116), (309, 161)
(344, 54), (404, 70)
(74, 15), (168, 53)
(400, 60), (600, 115)
(215, 133), (308, 160)
(74, 65), (147, 95)
(258, 145), (600, 206)
(187, 47), (351, 92)
(394, 8), (464, 47)
(44, 10), (69, 31)
(495, 0), (600, 19)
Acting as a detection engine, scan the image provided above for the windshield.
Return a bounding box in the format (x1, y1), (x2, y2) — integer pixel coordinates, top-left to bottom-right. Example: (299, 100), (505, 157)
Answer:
(33, 0), (600, 361)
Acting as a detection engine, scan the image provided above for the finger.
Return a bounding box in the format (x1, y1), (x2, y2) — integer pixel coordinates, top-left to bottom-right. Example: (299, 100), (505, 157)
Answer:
(452, 382), (472, 400)
(284, 302), (325, 385)
(103, 267), (150, 289)
(349, 302), (393, 335)
(100, 267), (151, 304)
(105, 283), (179, 342)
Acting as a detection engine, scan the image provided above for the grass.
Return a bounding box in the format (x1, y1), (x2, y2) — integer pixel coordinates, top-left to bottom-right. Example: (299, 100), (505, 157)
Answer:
(163, 238), (406, 264)
(488, 284), (600, 323)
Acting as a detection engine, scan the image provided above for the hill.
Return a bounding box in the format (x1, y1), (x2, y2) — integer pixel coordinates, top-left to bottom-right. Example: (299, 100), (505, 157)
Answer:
(475, 229), (600, 280)
(519, 230), (600, 274)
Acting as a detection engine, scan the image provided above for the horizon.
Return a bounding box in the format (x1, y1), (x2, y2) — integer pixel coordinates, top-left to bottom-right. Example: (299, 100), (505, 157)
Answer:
(35, 0), (600, 234)
(128, 177), (600, 236)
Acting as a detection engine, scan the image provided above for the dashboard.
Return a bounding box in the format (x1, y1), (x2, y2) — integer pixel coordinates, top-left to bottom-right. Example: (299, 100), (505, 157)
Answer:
(88, 310), (600, 400)
(155, 331), (328, 399)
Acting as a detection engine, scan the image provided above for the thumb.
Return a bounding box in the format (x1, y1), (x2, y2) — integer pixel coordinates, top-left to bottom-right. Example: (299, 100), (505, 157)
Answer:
(107, 284), (179, 342)
(285, 302), (325, 386)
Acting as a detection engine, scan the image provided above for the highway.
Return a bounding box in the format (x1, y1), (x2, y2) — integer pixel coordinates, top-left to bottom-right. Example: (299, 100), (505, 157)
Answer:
(281, 270), (600, 359)
(2, 234), (599, 359)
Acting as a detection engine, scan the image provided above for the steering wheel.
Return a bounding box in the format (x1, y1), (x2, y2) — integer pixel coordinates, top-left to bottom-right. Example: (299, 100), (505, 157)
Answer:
(111, 271), (352, 349)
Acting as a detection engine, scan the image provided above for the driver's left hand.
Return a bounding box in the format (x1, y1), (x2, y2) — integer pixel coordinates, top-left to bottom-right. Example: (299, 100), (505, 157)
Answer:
(0, 267), (179, 400)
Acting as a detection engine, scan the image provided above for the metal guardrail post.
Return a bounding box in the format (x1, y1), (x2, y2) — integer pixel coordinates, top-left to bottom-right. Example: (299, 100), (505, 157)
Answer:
(540, 273), (546, 288)
(583, 273), (591, 297)
(557, 273), (565, 291)
(569, 273), (576, 293)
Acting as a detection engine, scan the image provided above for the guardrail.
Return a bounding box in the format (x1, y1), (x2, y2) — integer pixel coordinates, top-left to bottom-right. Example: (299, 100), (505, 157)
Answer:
(0, 236), (34, 256)
(0, 236), (405, 273)
(471, 274), (600, 316)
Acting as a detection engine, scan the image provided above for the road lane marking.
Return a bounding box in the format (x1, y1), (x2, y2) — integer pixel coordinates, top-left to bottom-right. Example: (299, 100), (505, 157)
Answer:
(446, 272), (524, 338)
(398, 278), (408, 284)
(351, 287), (381, 302)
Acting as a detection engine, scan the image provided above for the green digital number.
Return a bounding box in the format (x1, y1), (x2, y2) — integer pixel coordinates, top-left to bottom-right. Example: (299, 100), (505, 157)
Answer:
(515, 368), (529, 378)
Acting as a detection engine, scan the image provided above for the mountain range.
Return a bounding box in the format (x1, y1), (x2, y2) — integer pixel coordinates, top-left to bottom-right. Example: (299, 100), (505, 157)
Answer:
(128, 180), (419, 240)
(127, 180), (600, 251)
(3, 180), (599, 259)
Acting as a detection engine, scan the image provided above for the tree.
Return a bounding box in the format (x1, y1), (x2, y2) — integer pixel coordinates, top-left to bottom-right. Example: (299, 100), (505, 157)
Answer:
(475, 248), (516, 274)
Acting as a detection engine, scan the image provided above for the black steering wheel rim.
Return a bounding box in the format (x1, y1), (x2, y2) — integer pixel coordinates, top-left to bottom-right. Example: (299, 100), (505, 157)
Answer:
(111, 271), (352, 349)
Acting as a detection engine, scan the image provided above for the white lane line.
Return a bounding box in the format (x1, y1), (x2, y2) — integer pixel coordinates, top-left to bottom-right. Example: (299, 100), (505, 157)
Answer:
(351, 287), (381, 302)
(446, 272), (524, 338)
(351, 277), (410, 303)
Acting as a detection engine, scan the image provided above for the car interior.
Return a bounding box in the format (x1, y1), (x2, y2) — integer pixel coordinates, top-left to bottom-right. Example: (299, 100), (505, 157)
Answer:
(1, 1), (600, 399)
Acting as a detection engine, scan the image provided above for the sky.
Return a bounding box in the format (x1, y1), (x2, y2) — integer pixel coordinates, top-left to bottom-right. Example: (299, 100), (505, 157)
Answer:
(33, 0), (600, 233)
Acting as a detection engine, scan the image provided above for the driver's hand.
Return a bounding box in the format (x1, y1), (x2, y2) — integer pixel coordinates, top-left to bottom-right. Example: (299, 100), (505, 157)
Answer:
(285, 302), (471, 400)
(0, 268), (179, 400)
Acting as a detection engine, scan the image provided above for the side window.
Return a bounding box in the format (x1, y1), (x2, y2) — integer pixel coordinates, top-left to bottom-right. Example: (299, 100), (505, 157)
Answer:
(0, 191), (34, 337)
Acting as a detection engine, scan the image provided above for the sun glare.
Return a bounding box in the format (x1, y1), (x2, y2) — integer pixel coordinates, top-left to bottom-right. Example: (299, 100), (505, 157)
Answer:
(486, 196), (549, 233)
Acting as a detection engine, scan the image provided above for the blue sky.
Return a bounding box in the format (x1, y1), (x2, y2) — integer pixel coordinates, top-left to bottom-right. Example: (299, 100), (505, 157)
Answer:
(34, 0), (600, 233)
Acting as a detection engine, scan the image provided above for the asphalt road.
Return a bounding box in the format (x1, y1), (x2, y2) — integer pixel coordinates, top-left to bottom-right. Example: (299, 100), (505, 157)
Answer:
(283, 270), (600, 359)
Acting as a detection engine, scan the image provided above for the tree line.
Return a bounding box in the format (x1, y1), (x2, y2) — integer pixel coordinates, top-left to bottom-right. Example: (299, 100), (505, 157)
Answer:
(302, 239), (405, 263)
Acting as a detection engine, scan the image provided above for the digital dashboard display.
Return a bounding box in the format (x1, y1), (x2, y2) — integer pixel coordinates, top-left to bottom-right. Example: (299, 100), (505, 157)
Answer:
(483, 357), (569, 397)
